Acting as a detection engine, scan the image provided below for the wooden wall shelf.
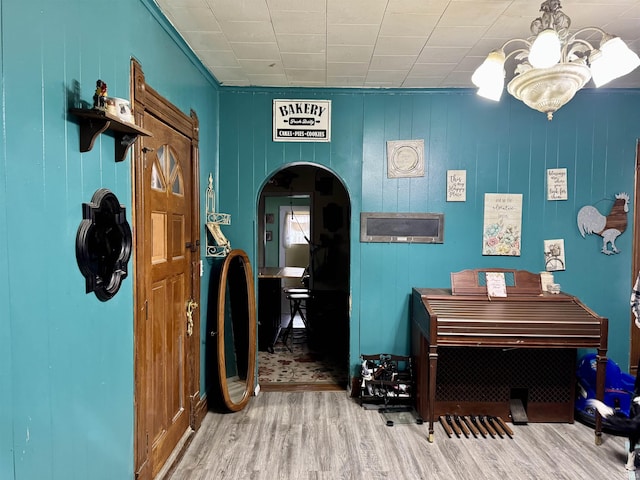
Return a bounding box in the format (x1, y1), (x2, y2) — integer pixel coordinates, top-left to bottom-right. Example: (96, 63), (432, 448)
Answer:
(70, 108), (152, 162)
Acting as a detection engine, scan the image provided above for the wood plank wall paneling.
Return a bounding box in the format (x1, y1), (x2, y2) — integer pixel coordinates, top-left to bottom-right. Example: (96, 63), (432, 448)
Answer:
(218, 88), (640, 374)
(2, 1), (220, 478)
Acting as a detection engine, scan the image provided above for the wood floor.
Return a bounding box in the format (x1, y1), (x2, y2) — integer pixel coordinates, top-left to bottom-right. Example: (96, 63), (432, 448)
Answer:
(168, 390), (638, 480)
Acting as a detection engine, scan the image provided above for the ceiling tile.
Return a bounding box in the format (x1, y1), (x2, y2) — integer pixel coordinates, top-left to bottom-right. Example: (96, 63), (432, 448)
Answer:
(440, 1), (510, 27)
(281, 53), (326, 69)
(373, 36), (428, 56)
(155, 0), (640, 89)
(218, 21), (277, 43)
(386, 0), (450, 15)
(327, 62), (369, 76)
(327, 0), (387, 24)
(370, 55), (419, 70)
(197, 50), (240, 67)
(379, 14), (440, 36)
(164, 6), (221, 31)
(410, 63), (457, 76)
(271, 11), (326, 35)
(246, 73), (290, 86)
(267, 0), (326, 13)
(182, 31), (230, 50)
(416, 46), (469, 63)
(326, 76), (367, 86)
(327, 45), (374, 63)
(285, 69), (326, 82)
(427, 26), (488, 48)
(327, 24), (380, 45)
(276, 34), (326, 54)
(205, 0), (271, 21)
(230, 42), (282, 60)
(237, 59), (285, 75)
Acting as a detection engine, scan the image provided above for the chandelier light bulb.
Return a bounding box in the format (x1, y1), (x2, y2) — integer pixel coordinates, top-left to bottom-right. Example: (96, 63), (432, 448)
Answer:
(590, 36), (640, 87)
(528, 29), (561, 68)
(477, 83), (504, 102)
(471, 50), (506, 98)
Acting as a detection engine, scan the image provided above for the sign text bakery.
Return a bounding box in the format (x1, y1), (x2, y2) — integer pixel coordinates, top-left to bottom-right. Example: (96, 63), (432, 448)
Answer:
(273, 99), (331, 142)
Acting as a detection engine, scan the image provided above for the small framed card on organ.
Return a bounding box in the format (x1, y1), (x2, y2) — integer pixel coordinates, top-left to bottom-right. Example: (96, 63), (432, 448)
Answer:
(387, 140), (424, 178)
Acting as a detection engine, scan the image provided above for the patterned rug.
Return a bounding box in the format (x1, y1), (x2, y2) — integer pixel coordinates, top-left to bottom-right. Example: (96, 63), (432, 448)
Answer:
(258, 330), (347, 385)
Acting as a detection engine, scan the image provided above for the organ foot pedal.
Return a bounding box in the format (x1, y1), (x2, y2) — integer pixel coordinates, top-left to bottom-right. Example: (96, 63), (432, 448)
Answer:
(439, 415), (514, 439)
(509, 398), (529, 424)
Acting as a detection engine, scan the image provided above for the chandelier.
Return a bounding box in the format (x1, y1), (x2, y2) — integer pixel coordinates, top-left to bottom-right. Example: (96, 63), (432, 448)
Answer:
(471, 0), (640, 120)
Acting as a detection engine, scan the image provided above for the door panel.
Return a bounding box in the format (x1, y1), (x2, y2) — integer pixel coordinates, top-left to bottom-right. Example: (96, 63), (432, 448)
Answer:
(143, 114), (193, 478)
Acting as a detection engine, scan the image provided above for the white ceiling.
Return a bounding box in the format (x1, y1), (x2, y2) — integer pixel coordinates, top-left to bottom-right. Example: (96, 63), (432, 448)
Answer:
(155, 0), (640, 89)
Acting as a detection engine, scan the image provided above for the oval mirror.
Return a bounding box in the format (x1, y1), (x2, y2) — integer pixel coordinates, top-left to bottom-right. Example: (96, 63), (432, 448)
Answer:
(211, 249), (256, 411)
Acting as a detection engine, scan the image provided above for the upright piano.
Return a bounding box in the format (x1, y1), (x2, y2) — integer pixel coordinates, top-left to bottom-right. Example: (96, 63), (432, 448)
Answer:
(411, 269), (608, 444)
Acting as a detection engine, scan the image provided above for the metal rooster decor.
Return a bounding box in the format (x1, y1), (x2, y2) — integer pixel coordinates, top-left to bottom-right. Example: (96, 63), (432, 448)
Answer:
(577, 192), (629, 255)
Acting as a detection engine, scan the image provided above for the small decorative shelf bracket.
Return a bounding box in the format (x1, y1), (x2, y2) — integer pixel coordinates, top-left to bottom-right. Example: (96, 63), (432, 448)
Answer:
(205, 173), (231, 258)
(70, 108), (152, 162)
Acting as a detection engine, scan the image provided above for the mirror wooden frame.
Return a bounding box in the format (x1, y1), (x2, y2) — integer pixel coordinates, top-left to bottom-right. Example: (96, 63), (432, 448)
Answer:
(215, 249), (257, 411)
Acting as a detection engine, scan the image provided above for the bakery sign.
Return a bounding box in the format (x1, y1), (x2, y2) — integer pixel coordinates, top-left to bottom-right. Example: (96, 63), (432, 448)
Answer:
(273, 99), (331, 142)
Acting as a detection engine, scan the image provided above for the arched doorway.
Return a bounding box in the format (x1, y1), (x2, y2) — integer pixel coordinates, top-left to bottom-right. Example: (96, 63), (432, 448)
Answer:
(256, 164), (351, 391)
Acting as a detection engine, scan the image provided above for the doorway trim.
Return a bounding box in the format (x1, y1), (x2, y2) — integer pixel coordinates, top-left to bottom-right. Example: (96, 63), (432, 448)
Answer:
(256, 163), (352, 389)
(630, 139), (640, 374)
(131, 58), (204, 480)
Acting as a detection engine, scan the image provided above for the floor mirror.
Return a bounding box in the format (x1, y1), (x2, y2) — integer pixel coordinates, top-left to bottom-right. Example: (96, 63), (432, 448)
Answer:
(210, 249), (256, 411)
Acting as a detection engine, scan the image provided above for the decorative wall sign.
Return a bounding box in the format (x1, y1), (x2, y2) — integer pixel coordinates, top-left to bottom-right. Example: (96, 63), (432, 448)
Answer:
(482, 193), (523, 256)
(447, 170), (466, 201)
(547, 168), (568, 200)
(273, 99), (331, 142)
(76, 188), (132, 301)
(387, 140), (424, 178)
(544, 239), (566, 271)
(577, 192), (629, 255)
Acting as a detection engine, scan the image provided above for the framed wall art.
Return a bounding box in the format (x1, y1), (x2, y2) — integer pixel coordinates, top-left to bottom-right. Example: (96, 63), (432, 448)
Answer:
(482, 193), (523, 256)
(387, 140), (424, 178)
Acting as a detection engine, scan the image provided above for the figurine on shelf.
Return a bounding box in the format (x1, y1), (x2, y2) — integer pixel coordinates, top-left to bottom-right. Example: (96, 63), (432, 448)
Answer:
(93, 79), (108, 110)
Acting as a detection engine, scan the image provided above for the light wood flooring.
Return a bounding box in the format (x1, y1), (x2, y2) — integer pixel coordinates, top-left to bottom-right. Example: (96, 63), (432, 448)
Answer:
(168, 390), (638, 480)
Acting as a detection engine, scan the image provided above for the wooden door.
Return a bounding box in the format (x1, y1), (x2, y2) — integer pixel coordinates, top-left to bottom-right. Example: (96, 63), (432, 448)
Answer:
(146, 115), (192, 476)
(132, 60), (202, 480)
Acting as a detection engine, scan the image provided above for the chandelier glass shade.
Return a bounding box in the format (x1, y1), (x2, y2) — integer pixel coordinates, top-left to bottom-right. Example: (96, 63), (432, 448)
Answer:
(472, 0), (640, 120)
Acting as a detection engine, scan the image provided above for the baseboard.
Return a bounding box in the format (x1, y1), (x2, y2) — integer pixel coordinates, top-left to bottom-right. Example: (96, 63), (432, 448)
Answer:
(192, 392), (208, 429)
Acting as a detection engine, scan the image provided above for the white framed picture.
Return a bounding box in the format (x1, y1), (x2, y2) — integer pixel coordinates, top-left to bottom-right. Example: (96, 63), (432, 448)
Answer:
(544, 239), (566, 271)
(547, 168), (568, 200)
(387, 140), (424, 178)
(447, 170), (466, 201)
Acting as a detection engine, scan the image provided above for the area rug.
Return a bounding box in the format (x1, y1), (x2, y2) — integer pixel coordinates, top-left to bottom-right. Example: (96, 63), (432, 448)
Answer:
(258, 331), (346, 385)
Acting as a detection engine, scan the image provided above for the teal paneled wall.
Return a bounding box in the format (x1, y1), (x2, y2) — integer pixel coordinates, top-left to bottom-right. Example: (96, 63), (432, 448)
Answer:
(219, 87), (640, 377)
(0, 2), (12, 477)
(2, 0), (640, 477)
(1, 0), (218, 478)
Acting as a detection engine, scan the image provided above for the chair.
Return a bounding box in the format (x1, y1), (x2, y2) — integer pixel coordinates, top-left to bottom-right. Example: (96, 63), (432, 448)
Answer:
(281, 267), (312, 349)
